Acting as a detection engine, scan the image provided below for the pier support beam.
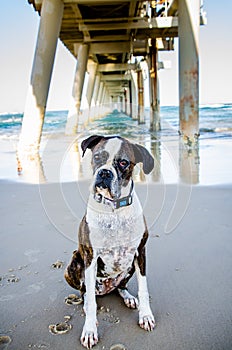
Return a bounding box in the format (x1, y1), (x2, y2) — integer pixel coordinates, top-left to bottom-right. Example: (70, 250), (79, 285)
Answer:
(124, 89), (128, 115)
(137, 69), (145, 124)
(86, 60), (98, 109)
(179, 0), (200, 147)
(131, 70), (138, 120)
(97, 81), (104, 106)
(92, 73), (100, 107)
(128, 79), (132, 117)
(148, 40), (161, 131)
(18, 0), (63, 154)
(66, 44), (89, 134)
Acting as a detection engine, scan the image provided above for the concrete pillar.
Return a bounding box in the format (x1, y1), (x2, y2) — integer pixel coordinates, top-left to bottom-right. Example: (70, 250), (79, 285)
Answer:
(86, 60), (98, 108)
(17, 0), (63, 155)
(131, 70), (138, 120)
(124, 89), (127, 115)
(97, 81), (104, 106)
(101, 85), (106, 105)
(179, 0), (200, 147)
(148, 40), (161, 131)
(110, 95), (113, 107)
(117, 95), (121, 112)
(65, 44), (89, 134)
(105, 90), (110, 105)
(137, 69), (145, 124)
(92, 73), (100, 106)
(128, 79), (132, 118)
(120, 96), (123, 112)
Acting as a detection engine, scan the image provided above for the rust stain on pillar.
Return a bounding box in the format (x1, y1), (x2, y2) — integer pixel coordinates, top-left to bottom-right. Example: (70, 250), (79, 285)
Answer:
(180, 67), (199, 146)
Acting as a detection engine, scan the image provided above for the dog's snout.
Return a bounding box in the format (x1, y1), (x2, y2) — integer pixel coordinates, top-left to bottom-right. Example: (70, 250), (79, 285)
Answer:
(98, 169), (113, 180)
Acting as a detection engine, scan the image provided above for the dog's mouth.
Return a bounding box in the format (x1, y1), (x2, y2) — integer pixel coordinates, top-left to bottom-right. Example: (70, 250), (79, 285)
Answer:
(95, 185), (114, 200)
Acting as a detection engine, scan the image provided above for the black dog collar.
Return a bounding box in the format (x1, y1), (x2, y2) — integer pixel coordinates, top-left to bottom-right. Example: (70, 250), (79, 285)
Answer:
(94, 181), (134, 210)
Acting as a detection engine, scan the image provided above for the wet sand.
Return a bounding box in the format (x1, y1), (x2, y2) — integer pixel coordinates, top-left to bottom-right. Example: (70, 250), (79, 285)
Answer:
(1, 180), (232, 349)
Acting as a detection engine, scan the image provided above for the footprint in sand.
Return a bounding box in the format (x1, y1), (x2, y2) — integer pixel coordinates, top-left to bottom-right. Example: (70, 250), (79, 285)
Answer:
(64, 294), (83, 305)
(51, 260), (64, 269)
(26, 281), (45, 295)
(49, 318), (72, 335)
(49, 322), (72, 335)
(0, 335), (11, 349)
(110, 344), (127, 350)
(24, 249), (41, 263)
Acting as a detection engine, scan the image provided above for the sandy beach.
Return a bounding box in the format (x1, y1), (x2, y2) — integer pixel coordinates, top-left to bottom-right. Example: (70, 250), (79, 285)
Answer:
(1, 174), (232, 349)
(1, 110), (232, 350)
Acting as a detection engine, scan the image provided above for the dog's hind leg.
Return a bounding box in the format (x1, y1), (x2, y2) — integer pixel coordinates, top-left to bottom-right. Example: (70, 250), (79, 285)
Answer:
(118, 287), (138, 309)
(64, 250), (85, 294)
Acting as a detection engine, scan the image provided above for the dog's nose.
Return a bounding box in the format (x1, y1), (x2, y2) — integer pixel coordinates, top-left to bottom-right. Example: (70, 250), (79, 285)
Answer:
(98, 169), (113, 180)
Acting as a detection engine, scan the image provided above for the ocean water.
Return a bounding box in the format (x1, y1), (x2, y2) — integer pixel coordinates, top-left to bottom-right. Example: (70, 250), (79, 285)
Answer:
(0, 104), (232, 185)
(1, 104), (232, 140)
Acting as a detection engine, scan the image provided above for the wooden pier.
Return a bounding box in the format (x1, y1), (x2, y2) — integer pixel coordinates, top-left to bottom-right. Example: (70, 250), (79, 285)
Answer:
(18, 0), (206, 156)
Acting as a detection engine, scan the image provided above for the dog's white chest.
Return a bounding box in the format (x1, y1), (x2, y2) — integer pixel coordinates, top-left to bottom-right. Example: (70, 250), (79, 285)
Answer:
(87, 193), (144, 249)
(86, 192), (145, 282)
(89, 207), (144, 295)
(96, 214), (138, 273)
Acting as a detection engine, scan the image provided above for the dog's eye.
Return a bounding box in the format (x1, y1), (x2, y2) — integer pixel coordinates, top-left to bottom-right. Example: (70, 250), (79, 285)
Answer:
(118, 159), (129, 170)
(93, 153), (101, 162)
(93, 151), (108, 164)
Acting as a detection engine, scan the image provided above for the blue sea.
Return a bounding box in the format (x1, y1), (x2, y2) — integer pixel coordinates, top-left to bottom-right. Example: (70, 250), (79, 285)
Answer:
(0, 104), (232, 140)
(0, 104), (231, 185)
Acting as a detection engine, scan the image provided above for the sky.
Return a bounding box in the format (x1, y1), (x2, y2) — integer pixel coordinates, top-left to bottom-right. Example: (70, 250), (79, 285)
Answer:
(0, 0), (231, 113)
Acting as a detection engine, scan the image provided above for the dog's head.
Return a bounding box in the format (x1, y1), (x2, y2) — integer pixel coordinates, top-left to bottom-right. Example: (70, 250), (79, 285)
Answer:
(81, 135), (154, 200)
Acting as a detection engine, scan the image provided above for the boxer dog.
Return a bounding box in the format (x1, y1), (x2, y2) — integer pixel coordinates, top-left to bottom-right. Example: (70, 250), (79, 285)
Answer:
(65, 135), (155, 348)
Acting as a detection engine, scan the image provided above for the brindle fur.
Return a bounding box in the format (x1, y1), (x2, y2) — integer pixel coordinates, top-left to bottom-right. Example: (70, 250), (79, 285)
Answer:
(65, 215), (148, 295)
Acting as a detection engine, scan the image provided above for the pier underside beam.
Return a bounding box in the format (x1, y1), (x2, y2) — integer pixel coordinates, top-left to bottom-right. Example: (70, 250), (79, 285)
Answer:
(179, 0), (200, 147)
(18, 0), (63, 154)
(66, 44), (89, 134)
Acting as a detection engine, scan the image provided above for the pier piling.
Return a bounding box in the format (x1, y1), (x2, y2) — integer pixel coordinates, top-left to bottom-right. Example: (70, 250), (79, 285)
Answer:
(18, 0), (63, 155)
(66, 43), (89, 134)
(148, 39), (161, 132)
(179, 0), (200, 147)
(137, 69), (145, 124)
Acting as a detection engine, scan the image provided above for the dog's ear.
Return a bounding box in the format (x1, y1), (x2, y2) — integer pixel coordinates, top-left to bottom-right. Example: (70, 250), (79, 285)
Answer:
(132, 143), (154, 174)
(81, 135), (105, 157)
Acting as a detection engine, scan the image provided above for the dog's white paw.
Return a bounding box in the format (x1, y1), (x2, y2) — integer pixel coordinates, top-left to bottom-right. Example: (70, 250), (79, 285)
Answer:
(80, 322), (98, 349)
(139, 314), (156, 331)
(118, 288), (138, 309)
(124, 296), (138, 309)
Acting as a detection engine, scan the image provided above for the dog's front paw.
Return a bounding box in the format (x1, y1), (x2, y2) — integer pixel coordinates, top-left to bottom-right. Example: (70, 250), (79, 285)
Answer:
(139, 314), (156, 332)
(80, 322), (98, 349)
